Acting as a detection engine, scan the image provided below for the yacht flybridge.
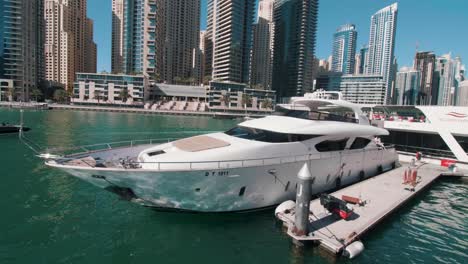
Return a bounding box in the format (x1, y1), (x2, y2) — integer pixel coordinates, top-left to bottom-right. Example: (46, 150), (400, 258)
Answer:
(44, 92), (398, 212)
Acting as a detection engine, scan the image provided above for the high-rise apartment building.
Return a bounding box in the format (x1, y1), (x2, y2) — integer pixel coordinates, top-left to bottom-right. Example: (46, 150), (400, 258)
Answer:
(395, 67), (421, 105)
(356, 45), (368, 75)
(156, 0), (200, 84)
(112, 0), (199, 84)
(117, 0), (157, 78)
(413, 51), (436, 105)
(331, 24), (357, 74)
(316, 73), (386, 105)
(458, 80), (468, 106)
(319, 59), (330, 72)
(272, 0), (319, 101)
(436, 53), (456, 106)
(250, 0), (275, 90)
(365, 3), (398, 104)
(194, 30), (207, 84)
(0, 0), (45, 101)
(203, 0), (214, 81)
(205, 0), (255, 84)
(44, 0), (97, 90)
(84, 18), (97, 73)
(354, 54), (361, 75)
(111, 0), (124, 73)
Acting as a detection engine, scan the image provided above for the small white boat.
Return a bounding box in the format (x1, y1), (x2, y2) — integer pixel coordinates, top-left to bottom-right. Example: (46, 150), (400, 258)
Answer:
(44, 92), (398, 212)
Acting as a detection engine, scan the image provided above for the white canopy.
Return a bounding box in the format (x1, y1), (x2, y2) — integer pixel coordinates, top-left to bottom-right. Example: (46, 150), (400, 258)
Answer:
(239, 116), (389, 137)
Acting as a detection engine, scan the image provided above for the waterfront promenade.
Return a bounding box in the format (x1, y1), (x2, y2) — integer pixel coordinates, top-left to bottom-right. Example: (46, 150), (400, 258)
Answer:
(0, 101), (269, 118)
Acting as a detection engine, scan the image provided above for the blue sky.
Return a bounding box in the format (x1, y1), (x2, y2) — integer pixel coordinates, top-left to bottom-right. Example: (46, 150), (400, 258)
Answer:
(88, 0), (468, 72)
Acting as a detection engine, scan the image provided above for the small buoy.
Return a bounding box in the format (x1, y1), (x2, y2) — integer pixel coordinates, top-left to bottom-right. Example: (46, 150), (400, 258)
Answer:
(343, 241), (365, 259)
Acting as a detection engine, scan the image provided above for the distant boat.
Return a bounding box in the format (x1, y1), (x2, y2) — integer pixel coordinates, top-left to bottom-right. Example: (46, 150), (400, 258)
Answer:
(0, 123), (30, 134)
(212, 113), (237, 120)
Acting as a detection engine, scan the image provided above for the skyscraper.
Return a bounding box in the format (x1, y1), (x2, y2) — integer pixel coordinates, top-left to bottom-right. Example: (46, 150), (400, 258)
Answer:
(395, 67), (421, 105)
(458, 80), (468, 106)
(365, 3), (398, 104)
(113, 0), (200, 84)
(357, 45), (369, 74)
(44, 0), (97, 90)
(111, 0), (124, 73)
(195, 30), (207, 84)
(454, 56), (465, 105)
(118, 0), (157, 78)
(272, 0), (319, 101)
(205, 0), (255, 84)
(250, 0), (275, 90)
(435, 53), (456, 106)
(0, 0), (45, 101)
(156, 0), (200, 84)
(84, 18), (97, 73)
(413, 51), (436, 105)
(331, 24), (357, 74)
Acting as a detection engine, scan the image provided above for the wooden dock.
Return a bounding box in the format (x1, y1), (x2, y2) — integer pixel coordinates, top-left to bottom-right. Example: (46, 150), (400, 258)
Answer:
(276, 162), (465, 256)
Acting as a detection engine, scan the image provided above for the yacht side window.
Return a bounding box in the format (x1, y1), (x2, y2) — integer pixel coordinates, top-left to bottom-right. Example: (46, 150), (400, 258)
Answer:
(148, 150), (166, 157)
(225, 126), (320, 143)
(315, 138), (349, 152)
(350, 138), (371, 150)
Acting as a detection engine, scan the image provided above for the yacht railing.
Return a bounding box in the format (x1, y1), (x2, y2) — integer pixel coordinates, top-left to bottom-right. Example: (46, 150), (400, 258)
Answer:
(44, 138), (181, 157)
(392, 144), (456, 159)
(54, 144), (396, 171)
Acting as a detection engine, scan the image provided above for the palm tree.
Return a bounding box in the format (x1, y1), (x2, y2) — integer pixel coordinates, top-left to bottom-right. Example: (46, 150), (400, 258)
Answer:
(188, 77), (196, 86)
(6, 87), (15, 102)
(261, 98), (273, 110)
(53, 89), (67, 103)
(251, 84), (264, 90)
(221, 93), (230, 112)
(66, 89), (74, 104)
(119, 88), (132, 105)
(241, 94), (252, 108)
(203, 75), (212, 85)
(30, 89), (43, 102)
(93, 90), (104, 104)
(174, 76), (182, 85)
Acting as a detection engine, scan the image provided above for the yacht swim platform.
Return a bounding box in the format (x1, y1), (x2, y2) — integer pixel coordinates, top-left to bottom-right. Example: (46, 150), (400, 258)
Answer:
(275, 162), (467, 257)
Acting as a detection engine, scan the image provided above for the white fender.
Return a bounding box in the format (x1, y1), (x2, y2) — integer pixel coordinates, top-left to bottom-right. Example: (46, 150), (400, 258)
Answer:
(274, 200), (296, 218)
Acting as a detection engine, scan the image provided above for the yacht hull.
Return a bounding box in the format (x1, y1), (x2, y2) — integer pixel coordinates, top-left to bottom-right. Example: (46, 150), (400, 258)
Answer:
(47, 148), (397, 212)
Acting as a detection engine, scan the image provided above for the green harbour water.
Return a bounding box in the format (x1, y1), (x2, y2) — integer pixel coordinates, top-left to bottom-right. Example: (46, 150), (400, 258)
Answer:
(0, 109), (467, 264)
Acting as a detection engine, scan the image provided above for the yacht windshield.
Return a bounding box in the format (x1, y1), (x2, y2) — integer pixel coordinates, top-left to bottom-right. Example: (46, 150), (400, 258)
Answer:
(279, 110), (358, 124)
(225, 126), (319, 143)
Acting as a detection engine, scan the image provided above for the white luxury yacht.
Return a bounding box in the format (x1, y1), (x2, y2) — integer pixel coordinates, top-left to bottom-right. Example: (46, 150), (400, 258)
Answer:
(44, 92), (398, 212)
(363, 105), (468, 167)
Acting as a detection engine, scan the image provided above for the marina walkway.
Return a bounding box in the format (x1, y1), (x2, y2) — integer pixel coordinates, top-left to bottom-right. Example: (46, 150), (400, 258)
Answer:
(278, 163), (464, 255)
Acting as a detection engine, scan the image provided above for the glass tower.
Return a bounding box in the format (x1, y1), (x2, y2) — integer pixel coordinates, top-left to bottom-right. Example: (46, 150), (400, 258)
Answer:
(120, 0), (156, 77)
(272, 0), (319, 102)
(331, 24), (357, 74)
(206, 0), (255, 84)
(365, 3), (398, 105)
(0, 0), (44, 101)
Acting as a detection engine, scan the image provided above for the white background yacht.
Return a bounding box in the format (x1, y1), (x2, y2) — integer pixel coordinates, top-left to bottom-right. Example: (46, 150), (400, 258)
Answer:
(45, 92), (397, 212)
(366, 105), (468, 168)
